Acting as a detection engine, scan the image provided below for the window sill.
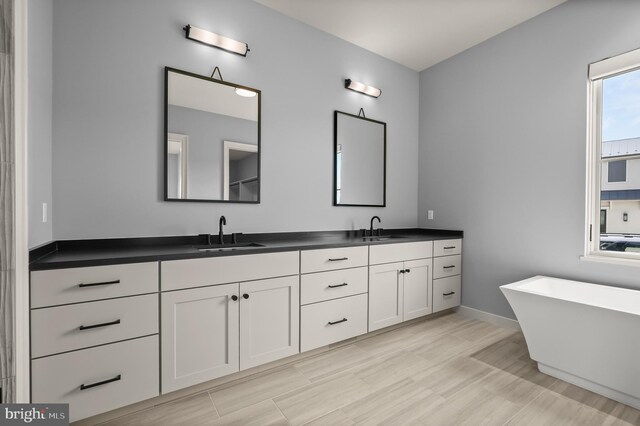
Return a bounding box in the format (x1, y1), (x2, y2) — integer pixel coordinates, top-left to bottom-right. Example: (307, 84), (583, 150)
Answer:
(580, 254), (640, 268)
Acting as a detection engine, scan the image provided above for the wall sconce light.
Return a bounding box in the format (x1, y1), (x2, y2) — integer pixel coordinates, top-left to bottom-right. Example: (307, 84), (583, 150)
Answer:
(183, 25), (249, 57)
(344, 79), (381, 98)
(623, 212), (628, 222)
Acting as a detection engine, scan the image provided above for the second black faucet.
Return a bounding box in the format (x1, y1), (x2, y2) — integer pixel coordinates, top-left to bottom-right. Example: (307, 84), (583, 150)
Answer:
(219, 215), (226, 245)
(370, 216), (381, 236)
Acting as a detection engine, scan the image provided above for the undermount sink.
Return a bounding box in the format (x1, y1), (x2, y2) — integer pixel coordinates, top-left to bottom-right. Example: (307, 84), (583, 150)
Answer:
(360, 235), (407, 242)
(195, 242), (265, 252)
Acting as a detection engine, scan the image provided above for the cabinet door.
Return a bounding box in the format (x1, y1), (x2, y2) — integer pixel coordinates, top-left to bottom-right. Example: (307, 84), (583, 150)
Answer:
(403, 258), (432, 320)
(368, 262), (404, 331)
(240, 276), (300, 370)
(161, 284), (239, 393)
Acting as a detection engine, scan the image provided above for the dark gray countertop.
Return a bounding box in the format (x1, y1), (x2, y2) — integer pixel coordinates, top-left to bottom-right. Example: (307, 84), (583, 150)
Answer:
(29, 228), (463, 270)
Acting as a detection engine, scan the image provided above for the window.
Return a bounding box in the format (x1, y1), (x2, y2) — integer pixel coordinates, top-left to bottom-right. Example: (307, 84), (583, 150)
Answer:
(587, 48), (640, 261)
(607, 160), (626, 183)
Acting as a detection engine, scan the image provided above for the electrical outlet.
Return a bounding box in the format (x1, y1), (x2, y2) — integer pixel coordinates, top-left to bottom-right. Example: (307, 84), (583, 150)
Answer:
(42, 203), (48, 223)
(427, 210), (434, 220)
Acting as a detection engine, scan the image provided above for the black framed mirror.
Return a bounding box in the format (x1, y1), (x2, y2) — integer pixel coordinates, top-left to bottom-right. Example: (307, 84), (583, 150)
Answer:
(334, 111), (386, 207)
(164, 67), (261, 203)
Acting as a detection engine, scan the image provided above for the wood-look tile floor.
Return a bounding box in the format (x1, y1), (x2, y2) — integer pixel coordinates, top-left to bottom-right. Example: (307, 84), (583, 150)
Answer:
(101, 313), (640, 426)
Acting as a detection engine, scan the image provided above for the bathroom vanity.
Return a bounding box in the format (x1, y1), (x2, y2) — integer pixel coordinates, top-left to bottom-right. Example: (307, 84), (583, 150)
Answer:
(28, 229), (462, 422)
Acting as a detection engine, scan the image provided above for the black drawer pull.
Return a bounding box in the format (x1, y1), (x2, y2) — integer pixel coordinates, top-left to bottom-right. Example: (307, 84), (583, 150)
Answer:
(243, 293), (250, 299)
(443, 246), (456, 249)
(443, 291), (456, 296)
(231, 295), (238, 301)
(79, 319), (121, 331)
(80, 374), (122, 390)
(328, 318), (348, 325)
(78, 279), (120, 288)
(328, 257), (348, 262)
(405, 269), (411, 273)
(328, 283), (348, 288)
(443, 265), (456, 269)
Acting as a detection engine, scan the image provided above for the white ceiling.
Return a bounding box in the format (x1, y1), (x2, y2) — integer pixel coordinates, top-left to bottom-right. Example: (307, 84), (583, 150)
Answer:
(255, 0), (566, 71)
(168, 71), (258, 122)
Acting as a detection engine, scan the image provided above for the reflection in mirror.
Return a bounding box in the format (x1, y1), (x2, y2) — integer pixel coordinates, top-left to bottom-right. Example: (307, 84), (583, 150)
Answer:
(224, 141), (258, 201)
(167, 133), (189, 198)
(165, 67), (260, 202)
(334, 111), (386, 207)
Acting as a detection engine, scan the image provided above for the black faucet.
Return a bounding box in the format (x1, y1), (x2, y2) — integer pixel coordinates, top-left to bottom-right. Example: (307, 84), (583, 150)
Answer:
(219, 215), (227, 245)
(370, 216), (381, 236)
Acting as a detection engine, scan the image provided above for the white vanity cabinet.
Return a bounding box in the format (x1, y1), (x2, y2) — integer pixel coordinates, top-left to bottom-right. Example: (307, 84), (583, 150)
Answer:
(432, 239), (462, 312)
(160, 251), (300, 393)
(30, 262), (159, 422)
(27, 233), (462, 422)
(300, 247), (369, 352)
(161, 283), (239, 393)
(368, 242), (433, 331)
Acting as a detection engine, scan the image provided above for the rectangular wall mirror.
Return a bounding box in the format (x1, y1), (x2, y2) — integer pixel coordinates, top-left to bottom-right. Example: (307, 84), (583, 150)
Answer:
(165, 67), (261, 203)
(334, 111), (386, 207)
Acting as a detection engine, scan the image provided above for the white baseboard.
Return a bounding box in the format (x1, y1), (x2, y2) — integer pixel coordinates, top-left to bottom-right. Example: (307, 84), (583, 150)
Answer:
(455, 305), (521, 331)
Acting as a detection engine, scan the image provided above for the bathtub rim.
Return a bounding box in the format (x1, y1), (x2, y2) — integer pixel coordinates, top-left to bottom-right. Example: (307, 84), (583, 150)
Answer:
(500, 275), (640, 318)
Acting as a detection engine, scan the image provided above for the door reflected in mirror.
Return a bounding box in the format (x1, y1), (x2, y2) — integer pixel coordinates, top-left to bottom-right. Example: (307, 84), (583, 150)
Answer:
(334, 111), (386, 207)
(164, 67), (261, 202)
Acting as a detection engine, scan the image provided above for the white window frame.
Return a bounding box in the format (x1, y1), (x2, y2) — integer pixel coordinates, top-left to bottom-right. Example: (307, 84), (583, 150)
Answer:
(585, 47), (640, 264)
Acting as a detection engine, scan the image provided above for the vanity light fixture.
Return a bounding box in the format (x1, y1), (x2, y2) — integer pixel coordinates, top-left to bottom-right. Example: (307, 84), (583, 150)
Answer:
(183, 25), (249, 57)
(235, 88), (257, 98)
(344, 79), (381, 98)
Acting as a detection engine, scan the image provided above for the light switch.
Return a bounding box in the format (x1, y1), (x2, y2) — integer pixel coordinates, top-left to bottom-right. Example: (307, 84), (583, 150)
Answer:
(427, 210), (434, 220)
(42, 203), (48, 223)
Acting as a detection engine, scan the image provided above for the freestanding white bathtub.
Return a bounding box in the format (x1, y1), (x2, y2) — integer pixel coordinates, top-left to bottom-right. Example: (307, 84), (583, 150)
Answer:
(501, 275), (640, 410)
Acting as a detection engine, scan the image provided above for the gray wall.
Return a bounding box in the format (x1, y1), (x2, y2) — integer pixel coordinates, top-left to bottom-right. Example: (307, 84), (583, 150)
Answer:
(27, 0), (52, 248)
(47, 0), (419, 242)
(167, 105), (256, 199)
(418, 0), (640, 319)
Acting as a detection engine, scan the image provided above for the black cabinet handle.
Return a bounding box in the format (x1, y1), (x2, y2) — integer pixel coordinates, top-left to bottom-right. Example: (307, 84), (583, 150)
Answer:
(79, 319), (121, 331)
(328, 257), (348, 262)
(328, 283), (348, 288)
(78, 279), (120, 288)
(231, 295), (238, 301)
(399, 269), (405, 274)
(328, 318), (348, 325)
(405, 269), (411, 273)
(443, 246), (456, 249)
(243, 294), (249, 299)
(443, 265), (456, 269)
(443, 291), (456, 296)
(80, 374), (122, 390)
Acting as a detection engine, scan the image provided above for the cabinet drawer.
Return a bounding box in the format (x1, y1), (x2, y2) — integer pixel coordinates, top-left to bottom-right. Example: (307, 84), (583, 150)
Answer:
(300, 246), (368, 274)
(31, 262), (158, 309)
(434, 239), (462, 257)
(300, 293), (368, 352)
(433, 276), (461, 313)
(31, 335), (159, 422)
(161, 251), (299, 291)
(301, 267), (368, 305)
(369, 241), (433, 265)
(31, 294), (158, 358)
(433, 255), (462, 279)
